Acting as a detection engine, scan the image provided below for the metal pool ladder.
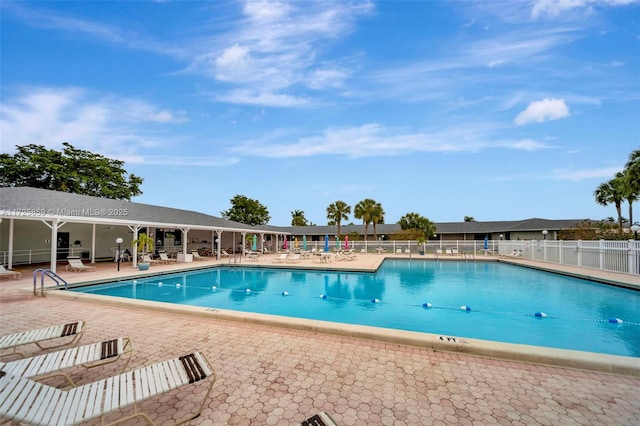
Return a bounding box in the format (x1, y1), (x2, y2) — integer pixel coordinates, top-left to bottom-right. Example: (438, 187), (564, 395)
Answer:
(33, 269), (68, 296)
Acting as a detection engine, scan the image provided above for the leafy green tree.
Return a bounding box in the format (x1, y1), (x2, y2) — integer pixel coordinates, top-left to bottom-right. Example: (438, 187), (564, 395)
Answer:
(0, 143), (143, 200)
(290, 210), (309, 226)
(398, 212), (436, 239)
(326, 200), (351, 237)
(594, 174), (626, 234)
(221, 195), (270, 225)
(354, 198), (382, 241)
(464, 216), (475, 222)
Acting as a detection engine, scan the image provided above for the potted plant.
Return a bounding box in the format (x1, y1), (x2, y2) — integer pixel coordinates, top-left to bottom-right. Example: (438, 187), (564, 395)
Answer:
(133, 232), (154, 270)
(416, 237), (426, 255)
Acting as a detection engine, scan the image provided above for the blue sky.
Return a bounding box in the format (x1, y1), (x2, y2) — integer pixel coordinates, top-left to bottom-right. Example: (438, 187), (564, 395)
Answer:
(1, 0), (639, 226)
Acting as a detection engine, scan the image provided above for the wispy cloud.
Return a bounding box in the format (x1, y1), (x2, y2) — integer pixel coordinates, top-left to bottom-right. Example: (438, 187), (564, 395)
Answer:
(553, 166), (623, 181)
(189, 1), (374, 106)
(228, 122), (552, 159)
(1, 1), (188, 58)
(531, 0), (640, 20)
(0, 87), (188, 161)
(514, 98), (570, 125)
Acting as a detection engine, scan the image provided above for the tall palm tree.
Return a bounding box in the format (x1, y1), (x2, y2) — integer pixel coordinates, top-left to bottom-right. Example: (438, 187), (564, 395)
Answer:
(354, 198), (378, 241)
(623, 149), (640, 224)
(595, 174), (626, 234)
(371, 203), (385, 241)
(290, 210), (308, 226)
(326, 200), (351, 237)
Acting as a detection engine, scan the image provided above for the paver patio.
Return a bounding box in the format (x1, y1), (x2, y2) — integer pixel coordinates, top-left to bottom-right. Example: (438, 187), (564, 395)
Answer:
(1, 254), (639, 425)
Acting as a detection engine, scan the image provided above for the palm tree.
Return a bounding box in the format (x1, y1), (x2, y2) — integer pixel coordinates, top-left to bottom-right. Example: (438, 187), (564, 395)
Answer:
(326, 201), (351, 237)
(290, 210), (308, 226)
(623, 149), (640, 224)
(371, 203), (385, 241)
(595, 174), (626, 234)
(464, 216), (475, 222)
(354, 198), (379, 241)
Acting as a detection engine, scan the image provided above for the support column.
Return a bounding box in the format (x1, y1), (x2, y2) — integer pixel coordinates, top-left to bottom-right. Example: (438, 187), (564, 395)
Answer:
(215, 230), (222, 259)
(241, 232), (247, 255)
(129, 224), (142, 269)
(41, 219), (67, 273)
(91, 224), (96, 263)
(8, 219), (14, 269)
(180, 227), (190, 257)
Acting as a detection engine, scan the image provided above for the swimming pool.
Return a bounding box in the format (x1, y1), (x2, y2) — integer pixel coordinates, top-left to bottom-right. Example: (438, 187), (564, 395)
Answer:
(71, 260), (640, 357)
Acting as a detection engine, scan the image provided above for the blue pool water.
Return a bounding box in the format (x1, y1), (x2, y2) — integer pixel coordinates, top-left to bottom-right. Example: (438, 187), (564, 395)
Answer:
(71, 260), (640, 357)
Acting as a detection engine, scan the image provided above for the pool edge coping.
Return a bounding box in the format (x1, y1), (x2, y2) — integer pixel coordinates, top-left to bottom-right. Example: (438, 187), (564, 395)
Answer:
(41, 287), (640, 378)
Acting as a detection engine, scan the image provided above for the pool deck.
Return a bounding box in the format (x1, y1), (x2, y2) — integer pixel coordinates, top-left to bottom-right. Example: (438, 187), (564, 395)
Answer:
(2, 253), (639, 425)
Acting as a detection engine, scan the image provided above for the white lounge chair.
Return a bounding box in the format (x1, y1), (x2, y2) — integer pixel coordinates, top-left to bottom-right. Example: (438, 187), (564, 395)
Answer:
(220, 250), (230, 258)
(286, 254), (301, 264)
(0, 265), (21, 280)
(273, 254), (288, 263)
(0, 322), (85, 360)
(65, 257), (96, 272)
(1, 337), (133, 387)
(191, 251), (208, 261)
(157, 252), (176, 264)
(0, 351), (216, 426)
(140, 254), (162, 264)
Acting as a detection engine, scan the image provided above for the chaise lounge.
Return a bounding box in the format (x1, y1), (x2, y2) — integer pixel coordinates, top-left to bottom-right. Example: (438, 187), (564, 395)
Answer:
(0, 351), (216, 426)
(65, 257), (96, 272)
(0, 322), (85, 360)
(1, 337), (133, 387)
(0, 265), (21, 280)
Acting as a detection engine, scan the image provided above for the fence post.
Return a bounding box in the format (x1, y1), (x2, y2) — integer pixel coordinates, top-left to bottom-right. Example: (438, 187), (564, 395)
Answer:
(558, 240), (562, 265)
(599, 239), (605, 270)
(577, 240), (582, 267)
(629, 240), (637, 274)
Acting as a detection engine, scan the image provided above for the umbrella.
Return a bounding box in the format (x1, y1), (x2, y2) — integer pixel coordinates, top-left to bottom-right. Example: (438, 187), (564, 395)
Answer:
(483, 236), (489, 250)
(303, 235), (307, 250)
(345, 235), (349, 250)
(336, 236), (340, 250)
(283, 237), (288, 250)
(295, 237), (298, 248)
(324, 234), (329, 252)
(252, 234), (257, 251)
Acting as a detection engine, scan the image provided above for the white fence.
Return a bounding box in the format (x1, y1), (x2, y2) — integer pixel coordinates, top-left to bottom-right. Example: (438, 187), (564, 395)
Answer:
(317, 239), (640, 276)
(4, 239), (640, 275)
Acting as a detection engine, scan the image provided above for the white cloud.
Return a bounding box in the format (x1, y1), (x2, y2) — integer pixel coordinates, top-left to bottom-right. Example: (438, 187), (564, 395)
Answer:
(0, 87), (188, 160)
(190, 1), (374, 106)
(553, 166), (623, 181)
(514, 98), (570, 125)
(228, 123), (552, 159)
(531, 0), (640, 19)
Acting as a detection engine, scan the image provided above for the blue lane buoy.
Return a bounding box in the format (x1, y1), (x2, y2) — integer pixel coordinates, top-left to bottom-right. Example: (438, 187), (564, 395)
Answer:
(281, 291), (289, 296)
(460, 305), (471, 312)
(371, 298), (380, 303)
(245, 289), (251, 293)
(535, 312), (547, 318)
(423, 302), (432, 308)
(157, 282), (162, 287)
(320, 294), (327, 299)
(176, 283), (181, 288)
(608, 318), (623, 324)
(212, 286), (217, 291)
(133, 280), (137, 284)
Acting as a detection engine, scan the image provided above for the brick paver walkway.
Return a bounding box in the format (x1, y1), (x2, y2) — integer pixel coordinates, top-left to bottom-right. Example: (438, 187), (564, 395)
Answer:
(1, 257), (639, 425)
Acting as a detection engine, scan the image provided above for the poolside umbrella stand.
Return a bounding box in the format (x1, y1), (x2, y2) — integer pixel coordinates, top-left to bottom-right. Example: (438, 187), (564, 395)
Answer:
(324, 235), (329, 252)
(252, 235), (257, 252)
(303, 235), (307, 251)
(336, 236), (340, 250)
(345, 236), (349, 251)
(284, 237), (288, 251)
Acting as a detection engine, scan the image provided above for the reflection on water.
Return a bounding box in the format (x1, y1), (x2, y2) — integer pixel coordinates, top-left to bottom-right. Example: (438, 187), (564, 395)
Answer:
(73, 260), (640, 357)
